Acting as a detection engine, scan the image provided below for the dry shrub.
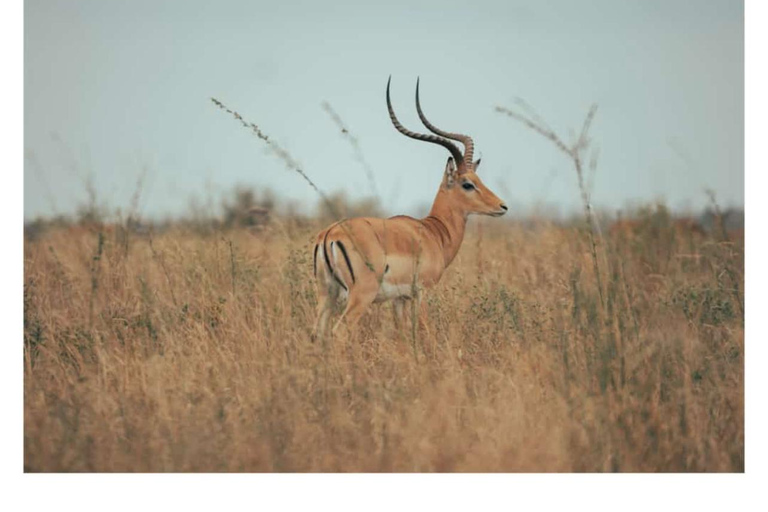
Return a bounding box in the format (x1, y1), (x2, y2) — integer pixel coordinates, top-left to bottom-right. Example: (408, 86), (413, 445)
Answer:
(23, 212), (743, 472)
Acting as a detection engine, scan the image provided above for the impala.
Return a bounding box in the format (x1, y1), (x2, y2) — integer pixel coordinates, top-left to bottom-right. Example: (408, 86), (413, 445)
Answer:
(312, 77), (508, 341)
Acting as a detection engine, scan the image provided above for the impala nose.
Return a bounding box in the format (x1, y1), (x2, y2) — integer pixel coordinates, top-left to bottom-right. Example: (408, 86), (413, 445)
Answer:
(500, 204), (508, 213)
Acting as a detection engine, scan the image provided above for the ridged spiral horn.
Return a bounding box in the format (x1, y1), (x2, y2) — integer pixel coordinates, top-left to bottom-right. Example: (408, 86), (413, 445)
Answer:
(386, 76), (464, 166)
(415, 77), (474, 170)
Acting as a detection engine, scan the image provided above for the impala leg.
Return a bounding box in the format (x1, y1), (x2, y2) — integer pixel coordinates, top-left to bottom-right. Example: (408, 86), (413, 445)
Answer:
(332, 288), (377, 336)
(312, 297), (334, 343)
(392, 298), (407, 332)
(312, 278), (342, 343)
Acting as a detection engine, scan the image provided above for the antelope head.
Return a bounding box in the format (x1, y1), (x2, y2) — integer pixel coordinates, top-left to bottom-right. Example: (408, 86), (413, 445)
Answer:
(386, 77), (508, 218)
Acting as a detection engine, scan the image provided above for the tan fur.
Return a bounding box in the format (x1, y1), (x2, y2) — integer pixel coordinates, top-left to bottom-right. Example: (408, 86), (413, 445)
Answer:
(313, 160), (506, 341)
(311, 79), (509, 341)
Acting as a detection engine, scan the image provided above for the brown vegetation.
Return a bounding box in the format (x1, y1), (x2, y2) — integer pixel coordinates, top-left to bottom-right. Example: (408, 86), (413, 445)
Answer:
(23, 210), (743, 472)
(609, 217), (705, 240)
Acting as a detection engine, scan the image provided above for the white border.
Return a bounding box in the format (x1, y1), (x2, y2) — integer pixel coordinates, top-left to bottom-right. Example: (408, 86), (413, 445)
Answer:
(744, 0), (766, 486)
(2, 0), (24, 486)
(5, 1), (765, 511)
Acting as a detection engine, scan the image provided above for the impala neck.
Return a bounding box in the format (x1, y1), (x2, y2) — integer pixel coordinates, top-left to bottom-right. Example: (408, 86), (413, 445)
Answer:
(425, 187), (468, 268)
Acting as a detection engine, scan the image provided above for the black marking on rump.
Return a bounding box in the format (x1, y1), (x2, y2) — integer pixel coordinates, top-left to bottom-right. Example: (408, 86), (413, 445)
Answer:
(385, 264), (389, 273)
(322, 229), (348, 291)
(313, 244), (318, 277)
(335, 241), (355, 284)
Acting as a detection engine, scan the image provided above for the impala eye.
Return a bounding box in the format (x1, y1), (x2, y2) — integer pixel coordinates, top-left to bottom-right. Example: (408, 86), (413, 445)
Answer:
(462, 182), (475, 191)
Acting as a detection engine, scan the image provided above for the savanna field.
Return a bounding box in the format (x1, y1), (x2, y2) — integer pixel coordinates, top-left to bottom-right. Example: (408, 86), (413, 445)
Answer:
(23, 208), (744, 472)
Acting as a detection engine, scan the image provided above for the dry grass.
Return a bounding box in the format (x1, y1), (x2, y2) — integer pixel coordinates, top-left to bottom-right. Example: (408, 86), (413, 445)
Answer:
(23, 211), (743, 472)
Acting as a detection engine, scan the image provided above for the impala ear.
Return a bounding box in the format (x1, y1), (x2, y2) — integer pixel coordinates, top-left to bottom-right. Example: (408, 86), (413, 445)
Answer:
(444, 157), (458, 187)
(473, 158), (481, 172)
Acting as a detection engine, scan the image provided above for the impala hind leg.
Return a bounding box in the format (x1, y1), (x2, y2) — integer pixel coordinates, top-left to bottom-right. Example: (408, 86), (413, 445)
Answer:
(332, 286), (378, 336)
(392, 298), (407, 332)
(312, 297), (333, 344)
(312, 281), (342, 344)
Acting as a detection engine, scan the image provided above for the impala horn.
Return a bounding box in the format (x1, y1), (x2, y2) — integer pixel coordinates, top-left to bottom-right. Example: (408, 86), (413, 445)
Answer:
(386, 76), (465, 166)
(415, 77), (475, 170)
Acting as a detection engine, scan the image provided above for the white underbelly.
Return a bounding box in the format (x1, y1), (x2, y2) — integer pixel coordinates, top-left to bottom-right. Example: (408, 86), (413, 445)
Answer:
(374, 279), (415, 303)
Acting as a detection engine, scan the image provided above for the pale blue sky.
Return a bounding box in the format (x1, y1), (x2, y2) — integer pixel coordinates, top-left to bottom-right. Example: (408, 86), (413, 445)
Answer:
(24, 0), (744, 220)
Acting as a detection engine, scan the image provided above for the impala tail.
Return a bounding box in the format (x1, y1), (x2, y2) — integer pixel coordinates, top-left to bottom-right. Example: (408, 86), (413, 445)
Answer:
(314, 225), (358, 293)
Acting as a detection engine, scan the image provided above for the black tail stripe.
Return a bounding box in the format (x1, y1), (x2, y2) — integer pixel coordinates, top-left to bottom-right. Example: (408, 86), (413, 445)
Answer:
(322, 230), (333, 275)
(313, 244), (319, 277)
(323, 230), (348, 291)
(336, 241), (355, 284)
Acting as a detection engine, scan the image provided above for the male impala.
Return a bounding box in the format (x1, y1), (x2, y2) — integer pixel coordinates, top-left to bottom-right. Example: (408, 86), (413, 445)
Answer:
(312, 77), (508, 340)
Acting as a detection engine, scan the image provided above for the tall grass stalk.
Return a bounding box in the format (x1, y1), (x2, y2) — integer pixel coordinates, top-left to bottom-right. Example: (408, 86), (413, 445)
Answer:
(496, 102), (605, 307)
(322, 101), (380, 200)
(211, 97), (376, 273)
